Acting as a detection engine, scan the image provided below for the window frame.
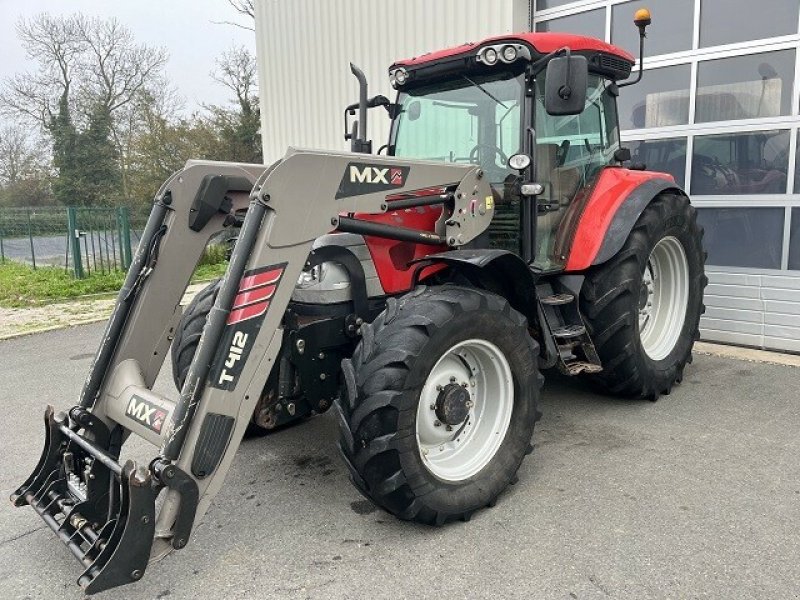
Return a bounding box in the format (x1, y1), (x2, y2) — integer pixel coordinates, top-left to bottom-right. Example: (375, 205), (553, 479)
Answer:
(532, 0), (800, 272)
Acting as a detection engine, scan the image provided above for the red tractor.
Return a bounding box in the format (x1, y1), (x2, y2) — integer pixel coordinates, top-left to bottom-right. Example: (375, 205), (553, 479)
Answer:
(13, 8), (705, 593)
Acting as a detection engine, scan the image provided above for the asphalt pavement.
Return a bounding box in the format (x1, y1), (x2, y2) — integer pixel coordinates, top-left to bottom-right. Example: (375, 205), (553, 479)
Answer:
(1, 323), (798, 600)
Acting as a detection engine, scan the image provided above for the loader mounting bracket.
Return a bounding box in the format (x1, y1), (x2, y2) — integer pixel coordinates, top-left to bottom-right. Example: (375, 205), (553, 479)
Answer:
(189, 174), (253, 232)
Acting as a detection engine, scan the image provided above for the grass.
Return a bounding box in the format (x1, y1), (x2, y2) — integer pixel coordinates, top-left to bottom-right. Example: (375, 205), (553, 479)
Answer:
(0, 244), (229, 308)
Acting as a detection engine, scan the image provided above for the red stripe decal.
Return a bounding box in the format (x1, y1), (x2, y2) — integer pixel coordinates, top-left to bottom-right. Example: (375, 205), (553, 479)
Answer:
(227, 300), (270, 325)
(239, 268), (282, 292)
(232, 284), (276, 310)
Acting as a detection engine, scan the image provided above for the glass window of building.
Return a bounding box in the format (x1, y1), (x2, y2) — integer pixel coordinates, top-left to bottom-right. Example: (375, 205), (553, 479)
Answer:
(695, 50), (796, 123)
(612, 0), (694, 58)
(691, 130), (790, 195)
(790, 209), (800, 270)
(795, 131), (800, 192)
(536, 0), (579, 10)
(700, 0), (800, 47)
(697, 207), (785, 269)
(535, 9), (606, 40)
(626, 138), (687, 187)
(617, 64), (691, 130)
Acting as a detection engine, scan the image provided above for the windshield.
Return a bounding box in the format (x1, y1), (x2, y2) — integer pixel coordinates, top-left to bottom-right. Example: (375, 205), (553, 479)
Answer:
(391, 71), (525, 185)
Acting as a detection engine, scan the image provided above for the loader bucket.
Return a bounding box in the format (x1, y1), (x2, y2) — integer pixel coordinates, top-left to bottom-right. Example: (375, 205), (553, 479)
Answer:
(11, 406), (157, 594)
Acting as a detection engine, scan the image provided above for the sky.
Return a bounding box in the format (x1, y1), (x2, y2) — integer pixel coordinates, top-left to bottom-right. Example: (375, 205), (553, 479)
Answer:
(0, 0), (257, 113)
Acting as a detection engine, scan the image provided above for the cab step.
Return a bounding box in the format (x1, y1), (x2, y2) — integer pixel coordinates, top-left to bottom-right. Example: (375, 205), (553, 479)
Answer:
(552, 324), (586, 338)
(536, 280), (603, 377)
(540, 293), (574, 306)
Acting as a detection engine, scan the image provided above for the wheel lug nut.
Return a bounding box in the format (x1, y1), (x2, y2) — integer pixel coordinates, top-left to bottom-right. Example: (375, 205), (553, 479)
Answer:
(436, 385), (443, 392)
(430, 404), (436, 410)
(461, 382), (468, 388)
(449, 376), (456, 383)
(434, 420), (441, 427)
(466, 400), (473, 408)
(446, 425), (453, 431)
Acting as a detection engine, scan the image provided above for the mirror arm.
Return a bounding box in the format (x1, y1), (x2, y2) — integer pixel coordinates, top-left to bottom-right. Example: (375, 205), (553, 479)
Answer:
(530, 47), (567, 76)
(619, 23), (647, 88)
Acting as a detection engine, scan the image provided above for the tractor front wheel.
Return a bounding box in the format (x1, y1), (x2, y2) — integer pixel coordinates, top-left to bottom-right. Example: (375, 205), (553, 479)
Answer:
(171, 278), (287, 436)
(336, 285), (541, 525)
(580, 192), (707, 399)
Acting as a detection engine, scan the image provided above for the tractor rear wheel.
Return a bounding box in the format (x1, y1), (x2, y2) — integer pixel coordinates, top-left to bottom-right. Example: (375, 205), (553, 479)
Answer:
(580, 192), (707, 399)
(336, 285), (542, 525)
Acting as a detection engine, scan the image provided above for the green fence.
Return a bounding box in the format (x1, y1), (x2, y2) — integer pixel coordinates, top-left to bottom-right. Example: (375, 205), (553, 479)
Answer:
(0, 206), (142, 278)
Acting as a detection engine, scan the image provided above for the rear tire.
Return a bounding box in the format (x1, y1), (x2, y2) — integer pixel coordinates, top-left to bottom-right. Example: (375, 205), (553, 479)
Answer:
(336, 285), (542, 525)
(580, 192), (707, 399)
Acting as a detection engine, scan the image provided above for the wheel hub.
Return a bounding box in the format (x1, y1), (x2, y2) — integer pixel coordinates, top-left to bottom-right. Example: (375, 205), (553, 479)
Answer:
(435, 383), (471, 426)
(416, 339), (514, 482)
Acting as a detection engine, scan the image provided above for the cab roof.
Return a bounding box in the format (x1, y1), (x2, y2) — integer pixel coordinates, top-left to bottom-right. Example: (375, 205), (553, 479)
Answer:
(392, 32), (635, 68)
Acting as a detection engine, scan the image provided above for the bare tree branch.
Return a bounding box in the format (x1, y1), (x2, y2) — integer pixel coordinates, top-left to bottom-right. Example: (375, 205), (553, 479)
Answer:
(210, 46), (258, 113)
(228, 0), (255, 20)
(212, 0), (256, 31)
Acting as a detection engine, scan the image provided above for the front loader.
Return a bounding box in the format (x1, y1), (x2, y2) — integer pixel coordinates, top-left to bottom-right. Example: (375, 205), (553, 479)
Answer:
(13, 8), (707, 594)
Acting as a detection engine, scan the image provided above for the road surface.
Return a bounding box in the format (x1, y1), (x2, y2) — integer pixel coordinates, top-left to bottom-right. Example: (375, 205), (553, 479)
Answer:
(1, 324), (798, 599)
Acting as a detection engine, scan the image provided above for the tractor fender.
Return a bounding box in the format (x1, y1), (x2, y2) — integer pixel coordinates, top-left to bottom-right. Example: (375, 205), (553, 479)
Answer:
(419, 249), (538, 321)
(565, 171), (685, 271)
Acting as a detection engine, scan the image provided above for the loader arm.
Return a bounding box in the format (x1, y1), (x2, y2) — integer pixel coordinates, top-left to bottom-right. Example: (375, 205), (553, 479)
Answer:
(11, 148), (493, 594)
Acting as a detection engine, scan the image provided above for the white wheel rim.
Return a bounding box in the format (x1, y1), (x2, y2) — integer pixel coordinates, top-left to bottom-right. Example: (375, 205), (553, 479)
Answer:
(415, 339), (514, 482)
(638, 236), (690, 361)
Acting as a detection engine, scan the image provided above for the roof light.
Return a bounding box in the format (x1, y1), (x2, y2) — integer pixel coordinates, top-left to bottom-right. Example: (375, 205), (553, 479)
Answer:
(390, 67), (409, 87)
(501, 45), (518, 63)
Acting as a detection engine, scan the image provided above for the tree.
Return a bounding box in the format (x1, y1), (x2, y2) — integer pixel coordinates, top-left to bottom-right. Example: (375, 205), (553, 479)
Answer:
(206, 46), (262, 163)
(0, 125), (52, 206)
(0, 14), (168, 205)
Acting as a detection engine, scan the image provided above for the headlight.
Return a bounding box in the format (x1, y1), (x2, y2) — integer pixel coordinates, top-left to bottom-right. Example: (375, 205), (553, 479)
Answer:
(296, 262), (350, 291)
(483, 47), (498, 65)
(501, 45), (517, 62)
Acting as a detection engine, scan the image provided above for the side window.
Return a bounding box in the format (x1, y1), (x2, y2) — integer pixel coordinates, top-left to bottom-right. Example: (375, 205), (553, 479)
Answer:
(534, 75), (620, 204)
(532, 74), (620, 271)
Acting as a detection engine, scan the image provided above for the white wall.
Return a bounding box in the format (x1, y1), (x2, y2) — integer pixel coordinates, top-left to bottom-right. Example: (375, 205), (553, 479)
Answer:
(255, 0), (529, 162)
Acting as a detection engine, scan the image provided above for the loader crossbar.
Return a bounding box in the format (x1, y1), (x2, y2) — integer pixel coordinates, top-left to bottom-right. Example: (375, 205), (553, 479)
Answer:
(11, 149), (494, 594)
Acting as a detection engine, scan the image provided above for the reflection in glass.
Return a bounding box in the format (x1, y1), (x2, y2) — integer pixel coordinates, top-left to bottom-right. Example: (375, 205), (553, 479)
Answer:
(617, 64), (691, 130)
(536, 0), (579, 9)
(700, 0), (800, 47)
(612, 0), (694, 58)
(626, 138), (687, 187)
(696, 50), (796, 123)
(535, 9), (606, 40)
(697, 208), (784, 269)
(790, 209), (800, 270)
(796, 131), (800, 193)
(691, 130), (790, 195)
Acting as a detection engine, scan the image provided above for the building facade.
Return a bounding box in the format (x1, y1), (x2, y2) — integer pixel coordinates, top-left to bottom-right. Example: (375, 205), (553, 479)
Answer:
(534, 0), (800, 352)
(255, 0), (800, 352)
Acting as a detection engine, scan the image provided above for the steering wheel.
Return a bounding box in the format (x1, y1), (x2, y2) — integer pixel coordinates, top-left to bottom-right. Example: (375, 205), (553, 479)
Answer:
(469, 144), (509, 167)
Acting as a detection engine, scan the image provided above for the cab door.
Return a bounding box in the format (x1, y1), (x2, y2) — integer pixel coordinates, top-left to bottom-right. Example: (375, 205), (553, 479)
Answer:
(532, 74), (621, 271)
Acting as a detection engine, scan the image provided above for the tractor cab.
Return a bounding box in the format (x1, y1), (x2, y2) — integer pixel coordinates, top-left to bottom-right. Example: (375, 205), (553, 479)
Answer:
(385, 32), (636, 272)
(343, 12), (652, 273)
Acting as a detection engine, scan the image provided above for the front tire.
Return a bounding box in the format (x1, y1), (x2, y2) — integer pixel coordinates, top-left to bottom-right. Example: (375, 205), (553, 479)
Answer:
(336, 285), (542, 525)
(171, 279), (281, 436)
(580, 192), (707, 399)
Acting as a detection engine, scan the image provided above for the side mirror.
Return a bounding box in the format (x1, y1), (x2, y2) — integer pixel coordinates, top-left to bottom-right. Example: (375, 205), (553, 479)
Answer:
(544, 55), (588, 116)
(407, 100), (422, 121)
